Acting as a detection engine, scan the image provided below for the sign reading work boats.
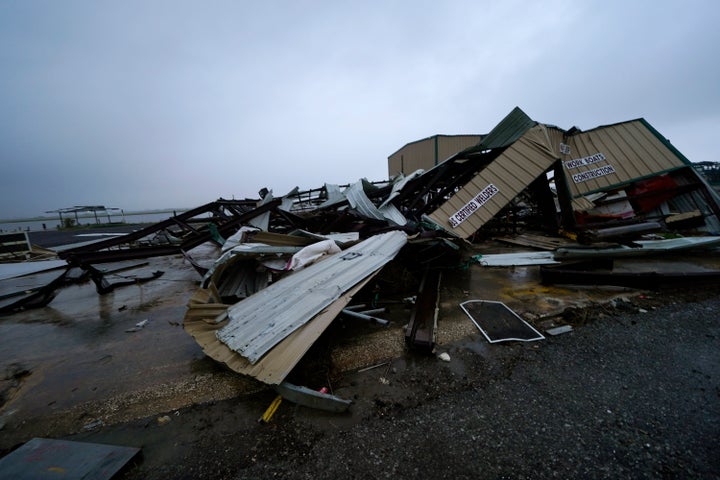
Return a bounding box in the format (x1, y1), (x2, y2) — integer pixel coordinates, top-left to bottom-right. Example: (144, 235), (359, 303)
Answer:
(564, 152), (616, 184)
(564, 152), (606, 169)
(448, 184), (499, 228)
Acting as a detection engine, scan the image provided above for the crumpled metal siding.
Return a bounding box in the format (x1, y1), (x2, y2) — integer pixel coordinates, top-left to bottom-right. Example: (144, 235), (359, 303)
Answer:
(427, 124), (559, 238)
(562, 120), (687, 198)
(346, 181), (407, 225)
(217, 230), (407, 364)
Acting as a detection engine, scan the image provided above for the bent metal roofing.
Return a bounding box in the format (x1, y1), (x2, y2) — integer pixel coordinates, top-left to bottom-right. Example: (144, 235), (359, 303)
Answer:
(216, 230), (408, 364)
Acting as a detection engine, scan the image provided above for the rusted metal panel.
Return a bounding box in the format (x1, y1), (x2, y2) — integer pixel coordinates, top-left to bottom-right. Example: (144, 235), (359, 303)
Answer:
(426, 125), (559, 238)
(562, 119), (688, 198)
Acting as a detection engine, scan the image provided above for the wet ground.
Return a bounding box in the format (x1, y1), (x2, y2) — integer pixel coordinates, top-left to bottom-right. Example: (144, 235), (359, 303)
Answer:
(1, 231), (719, 478)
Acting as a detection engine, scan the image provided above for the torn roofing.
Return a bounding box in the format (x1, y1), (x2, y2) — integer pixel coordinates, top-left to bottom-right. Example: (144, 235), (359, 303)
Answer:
(216, 230), (408, 364)
(462, 106), (537, 154)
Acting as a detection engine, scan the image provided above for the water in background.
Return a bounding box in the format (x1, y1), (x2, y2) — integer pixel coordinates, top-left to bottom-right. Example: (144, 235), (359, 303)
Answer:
(0, 210), (188, 233)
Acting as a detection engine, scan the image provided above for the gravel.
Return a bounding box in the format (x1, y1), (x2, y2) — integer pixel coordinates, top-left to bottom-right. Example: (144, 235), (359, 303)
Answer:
(96, 290), (720, 480)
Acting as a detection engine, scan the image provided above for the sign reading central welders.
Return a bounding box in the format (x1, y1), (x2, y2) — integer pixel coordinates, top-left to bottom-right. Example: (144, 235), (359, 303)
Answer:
(448, 183), (499, 228)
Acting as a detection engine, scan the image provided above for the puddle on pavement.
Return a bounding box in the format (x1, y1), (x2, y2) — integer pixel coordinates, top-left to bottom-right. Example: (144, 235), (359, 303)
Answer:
(0, 246), (230, 440)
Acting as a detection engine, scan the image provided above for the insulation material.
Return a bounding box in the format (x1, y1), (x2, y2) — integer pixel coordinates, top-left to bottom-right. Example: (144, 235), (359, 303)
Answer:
(286, 239), (341, 271)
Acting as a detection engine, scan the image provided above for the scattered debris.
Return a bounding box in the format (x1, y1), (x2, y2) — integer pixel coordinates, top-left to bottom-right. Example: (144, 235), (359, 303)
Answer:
(274, 382), (352, 413)
(125, 319), (150, 333)
(259, 395), (283, 423)
(0, 437), (140, 480)
(405, 269), (441, 353)
(81, 419), (105, 431)
(545, 325), (574, 336)
(357, 362), (390, 373)
(541, 259), (720, 289)
(8, 106), (720, 418)
(460, 300), (545, 343)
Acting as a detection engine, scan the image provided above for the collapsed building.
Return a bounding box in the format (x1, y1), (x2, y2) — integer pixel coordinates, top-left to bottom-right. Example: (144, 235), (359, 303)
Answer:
(3, 107), (719, 409)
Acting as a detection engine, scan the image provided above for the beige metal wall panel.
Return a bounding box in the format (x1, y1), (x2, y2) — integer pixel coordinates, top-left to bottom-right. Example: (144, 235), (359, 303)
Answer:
(437, 135), (482, 162)
(562, 120), (687, 198)
(388, 138), (433, 177)
(388, 135), (482, 176)
(427, 125), (559, 238)
(388, 156), (403, 178)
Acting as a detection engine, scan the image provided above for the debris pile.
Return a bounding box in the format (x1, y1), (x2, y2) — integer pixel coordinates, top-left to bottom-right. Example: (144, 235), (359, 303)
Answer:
(3, 107), (720, 407)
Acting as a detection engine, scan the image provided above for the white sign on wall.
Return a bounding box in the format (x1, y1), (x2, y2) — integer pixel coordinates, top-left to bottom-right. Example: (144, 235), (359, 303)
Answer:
(448, 184), (499, 228)
(571, 165), (617, 183)
(564, 152), (606, 170)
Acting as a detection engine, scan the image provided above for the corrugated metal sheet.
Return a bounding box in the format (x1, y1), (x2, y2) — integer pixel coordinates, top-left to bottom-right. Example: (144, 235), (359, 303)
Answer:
(217, 231), (407, 364)
(561, 119), (689, 198)
(426, 124), (559, 238)
(184, 273), (376, 384)
(346, 181), (407, 225)
(317, 183), (345, 208)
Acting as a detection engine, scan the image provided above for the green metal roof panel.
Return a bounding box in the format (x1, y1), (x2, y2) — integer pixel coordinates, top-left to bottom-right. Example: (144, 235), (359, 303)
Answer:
(463, 107), (537, 154)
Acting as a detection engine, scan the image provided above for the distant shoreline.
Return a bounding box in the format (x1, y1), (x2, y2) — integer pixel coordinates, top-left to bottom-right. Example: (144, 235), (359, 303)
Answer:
(0, 208), (189, 224)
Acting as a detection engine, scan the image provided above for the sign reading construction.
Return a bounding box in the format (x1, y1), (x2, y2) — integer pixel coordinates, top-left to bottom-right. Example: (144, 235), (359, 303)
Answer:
(564, 152), (606, 169)
(448, 184), (499, 228)
(572, 165), (617, 183)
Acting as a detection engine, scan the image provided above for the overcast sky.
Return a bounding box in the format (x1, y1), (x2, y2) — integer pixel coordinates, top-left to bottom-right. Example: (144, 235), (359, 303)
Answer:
(1, 0), (718, 219)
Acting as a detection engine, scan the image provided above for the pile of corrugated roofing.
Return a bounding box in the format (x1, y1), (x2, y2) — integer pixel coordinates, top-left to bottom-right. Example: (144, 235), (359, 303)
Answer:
(181, 106), (720, 392)
(9, 107), (720, 394)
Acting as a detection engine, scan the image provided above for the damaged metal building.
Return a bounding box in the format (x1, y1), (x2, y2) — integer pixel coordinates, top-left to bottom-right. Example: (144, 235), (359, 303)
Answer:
(390, 106), (720, 240)
(5, 106), (719, 409)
